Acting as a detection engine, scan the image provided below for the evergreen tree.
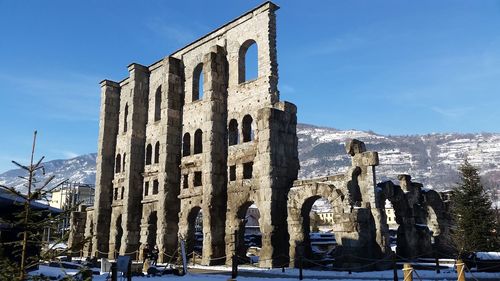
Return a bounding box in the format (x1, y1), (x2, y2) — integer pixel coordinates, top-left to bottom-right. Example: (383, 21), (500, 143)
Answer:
(451, 160), (498, 255)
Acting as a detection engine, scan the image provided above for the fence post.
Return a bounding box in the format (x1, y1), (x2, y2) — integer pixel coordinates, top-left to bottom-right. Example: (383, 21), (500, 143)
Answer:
(403, 263), (413, 281)
(111, 262), (117, 281)
(192, 251), (196, 265)
(299, 255), (303, 280)
(434, 252), (440, 274)
(392, 251), (398, 281)
(231, 254), (238, 279)
(456, 259), (466, 281)
(127, 259), (132, 281)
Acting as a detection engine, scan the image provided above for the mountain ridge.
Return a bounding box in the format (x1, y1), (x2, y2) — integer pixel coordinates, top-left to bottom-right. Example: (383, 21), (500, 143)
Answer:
(1, 123), (499, 192)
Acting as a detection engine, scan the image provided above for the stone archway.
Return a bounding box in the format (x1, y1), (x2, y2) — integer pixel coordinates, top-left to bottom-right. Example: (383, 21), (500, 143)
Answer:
(233, 202), (261, 264)
(186, 206), (203, 259)
(115, 215), (123, 258)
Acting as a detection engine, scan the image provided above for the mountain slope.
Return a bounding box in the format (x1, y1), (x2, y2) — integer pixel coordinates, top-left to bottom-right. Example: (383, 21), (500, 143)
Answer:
(0, 153), (97, 190)
(1, 124), (499, 191)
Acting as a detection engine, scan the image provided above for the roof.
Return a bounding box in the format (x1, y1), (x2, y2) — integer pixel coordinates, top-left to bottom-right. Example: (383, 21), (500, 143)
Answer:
(0, 188), (62, 214)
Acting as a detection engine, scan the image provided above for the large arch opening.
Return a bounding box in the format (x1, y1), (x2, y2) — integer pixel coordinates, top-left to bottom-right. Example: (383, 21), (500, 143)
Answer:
(115, 215), (123, 257)
(145, 144), (152, 165)
(235, 202), (261, 264)
(115, 154), (121, 173)
(186, 207), (203, 259)
(146, 212), (158, 249)
(192, 63), (204, 101)
(154, 86), (162, 121)
(182, 133), (191, 156)
(154, 141), (160, 164)
(300, 197), (337, 266)
(238, 39), (258, 83)
(228, 119), (239, 146)
(194, 129), (203, 154)
(242, 115), (253, 142)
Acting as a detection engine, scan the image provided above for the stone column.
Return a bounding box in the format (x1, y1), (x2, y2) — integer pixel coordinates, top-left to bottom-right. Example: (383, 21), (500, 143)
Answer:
(121, 63), (149, 257)
(201, 45), (229, 265)
(156, 57), (183, 262)
(92, 80), (120, 258)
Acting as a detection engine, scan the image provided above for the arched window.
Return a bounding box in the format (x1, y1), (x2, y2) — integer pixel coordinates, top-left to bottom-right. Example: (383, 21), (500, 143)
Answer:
(124, 103), (129, 133)
(154, 86), (162, 121)
(238, 39), (258, 83)
(228, 119), (239, 146)
(145, 144), (152, 165)
(242, 115), (253, 142)
(192, 63), (204, 101)
(122, 153), (126, 170)
(115, 154), (121, 173)
(183, 133), (191, 157)
(194, 129), (203, 154)
(154, 141), (160, 163)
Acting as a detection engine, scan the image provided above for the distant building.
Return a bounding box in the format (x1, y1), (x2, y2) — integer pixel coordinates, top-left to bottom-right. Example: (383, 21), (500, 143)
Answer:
(49, 182), (95, 210)
(385, 200), (398, 230)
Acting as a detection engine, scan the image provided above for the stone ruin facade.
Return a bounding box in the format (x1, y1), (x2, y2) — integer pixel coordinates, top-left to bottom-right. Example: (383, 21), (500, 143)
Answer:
(69, 1), (452, 269)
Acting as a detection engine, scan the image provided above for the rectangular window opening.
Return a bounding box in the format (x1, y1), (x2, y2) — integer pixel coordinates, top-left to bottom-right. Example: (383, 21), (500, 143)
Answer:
(243, 162), (253, 179)
(229, 165), (236, 181)
(194, 171), (202, 187)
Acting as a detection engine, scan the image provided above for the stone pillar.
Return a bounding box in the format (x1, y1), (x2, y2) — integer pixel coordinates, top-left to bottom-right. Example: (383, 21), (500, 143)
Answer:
(201, 45), (228, 265)
(256, 103), (299, 268)
(92, 80), (120, 258)
(121, 63), (149, 257)
(82, 208), (94, 257)
(67, 206), (87, 257)
(156, 57), (183, 262)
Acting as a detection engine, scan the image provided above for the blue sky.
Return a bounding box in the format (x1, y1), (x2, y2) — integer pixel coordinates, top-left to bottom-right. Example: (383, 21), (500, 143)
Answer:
(1, 0), (499, 173)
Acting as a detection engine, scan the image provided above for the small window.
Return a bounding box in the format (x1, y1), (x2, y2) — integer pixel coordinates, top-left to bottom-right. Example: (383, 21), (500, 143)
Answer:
(229, 165), (236, 181)
(192, 63), (204, 101)
(194, 129), (203, 154)
(243, 162), (253, 179)
(154, 86), (162, 121)
(242, 115), (253, 142)
(145, 144), (152, 165)
(144, 181), (149, 197)
(183, 133), (191, 156)
(194, 171), (202, 187)
(154, 141), (160, 163)
(121, 187), (125, 199)
(153, 180), (159, 194)
(122, 153), (126, 170)
(115, 154), (121, 173)
(228, 119), (239, 146)
(124, 103), (129, 133)
(114, 188), (118, 201)
(183, 174), (189, 189)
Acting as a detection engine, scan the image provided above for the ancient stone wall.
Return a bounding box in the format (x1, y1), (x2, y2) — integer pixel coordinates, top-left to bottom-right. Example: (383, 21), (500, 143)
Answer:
(77, 2), (452, 269)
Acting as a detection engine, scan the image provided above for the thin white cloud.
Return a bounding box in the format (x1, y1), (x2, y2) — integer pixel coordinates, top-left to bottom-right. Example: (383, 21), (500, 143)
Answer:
(281, 84), (296, 94)
(430, 106), (474, 119)
(146, 18), (196, 45)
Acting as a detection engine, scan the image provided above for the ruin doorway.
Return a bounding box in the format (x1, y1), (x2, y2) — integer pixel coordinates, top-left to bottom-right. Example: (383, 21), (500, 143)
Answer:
(235, 202), (261, 264)
(115, 215), (123, 257)
(301, 196), (337, 265)
(147, 211), (158, 249)
(186, 207), (203, 260)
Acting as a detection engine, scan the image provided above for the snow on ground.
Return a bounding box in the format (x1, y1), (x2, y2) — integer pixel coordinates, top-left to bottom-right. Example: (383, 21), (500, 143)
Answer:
(30, 264), (500, 281)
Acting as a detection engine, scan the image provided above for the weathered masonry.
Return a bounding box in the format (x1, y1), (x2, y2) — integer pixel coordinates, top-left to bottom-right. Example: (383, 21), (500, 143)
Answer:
(70, 1), (451, 269)
(78, 2), (298, 267)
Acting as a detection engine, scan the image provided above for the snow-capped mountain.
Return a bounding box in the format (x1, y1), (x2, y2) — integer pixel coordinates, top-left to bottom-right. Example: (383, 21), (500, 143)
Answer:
(0, 154), (96, 191)
(298, 124), (500, 190)
(1, 124), (499, 192)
